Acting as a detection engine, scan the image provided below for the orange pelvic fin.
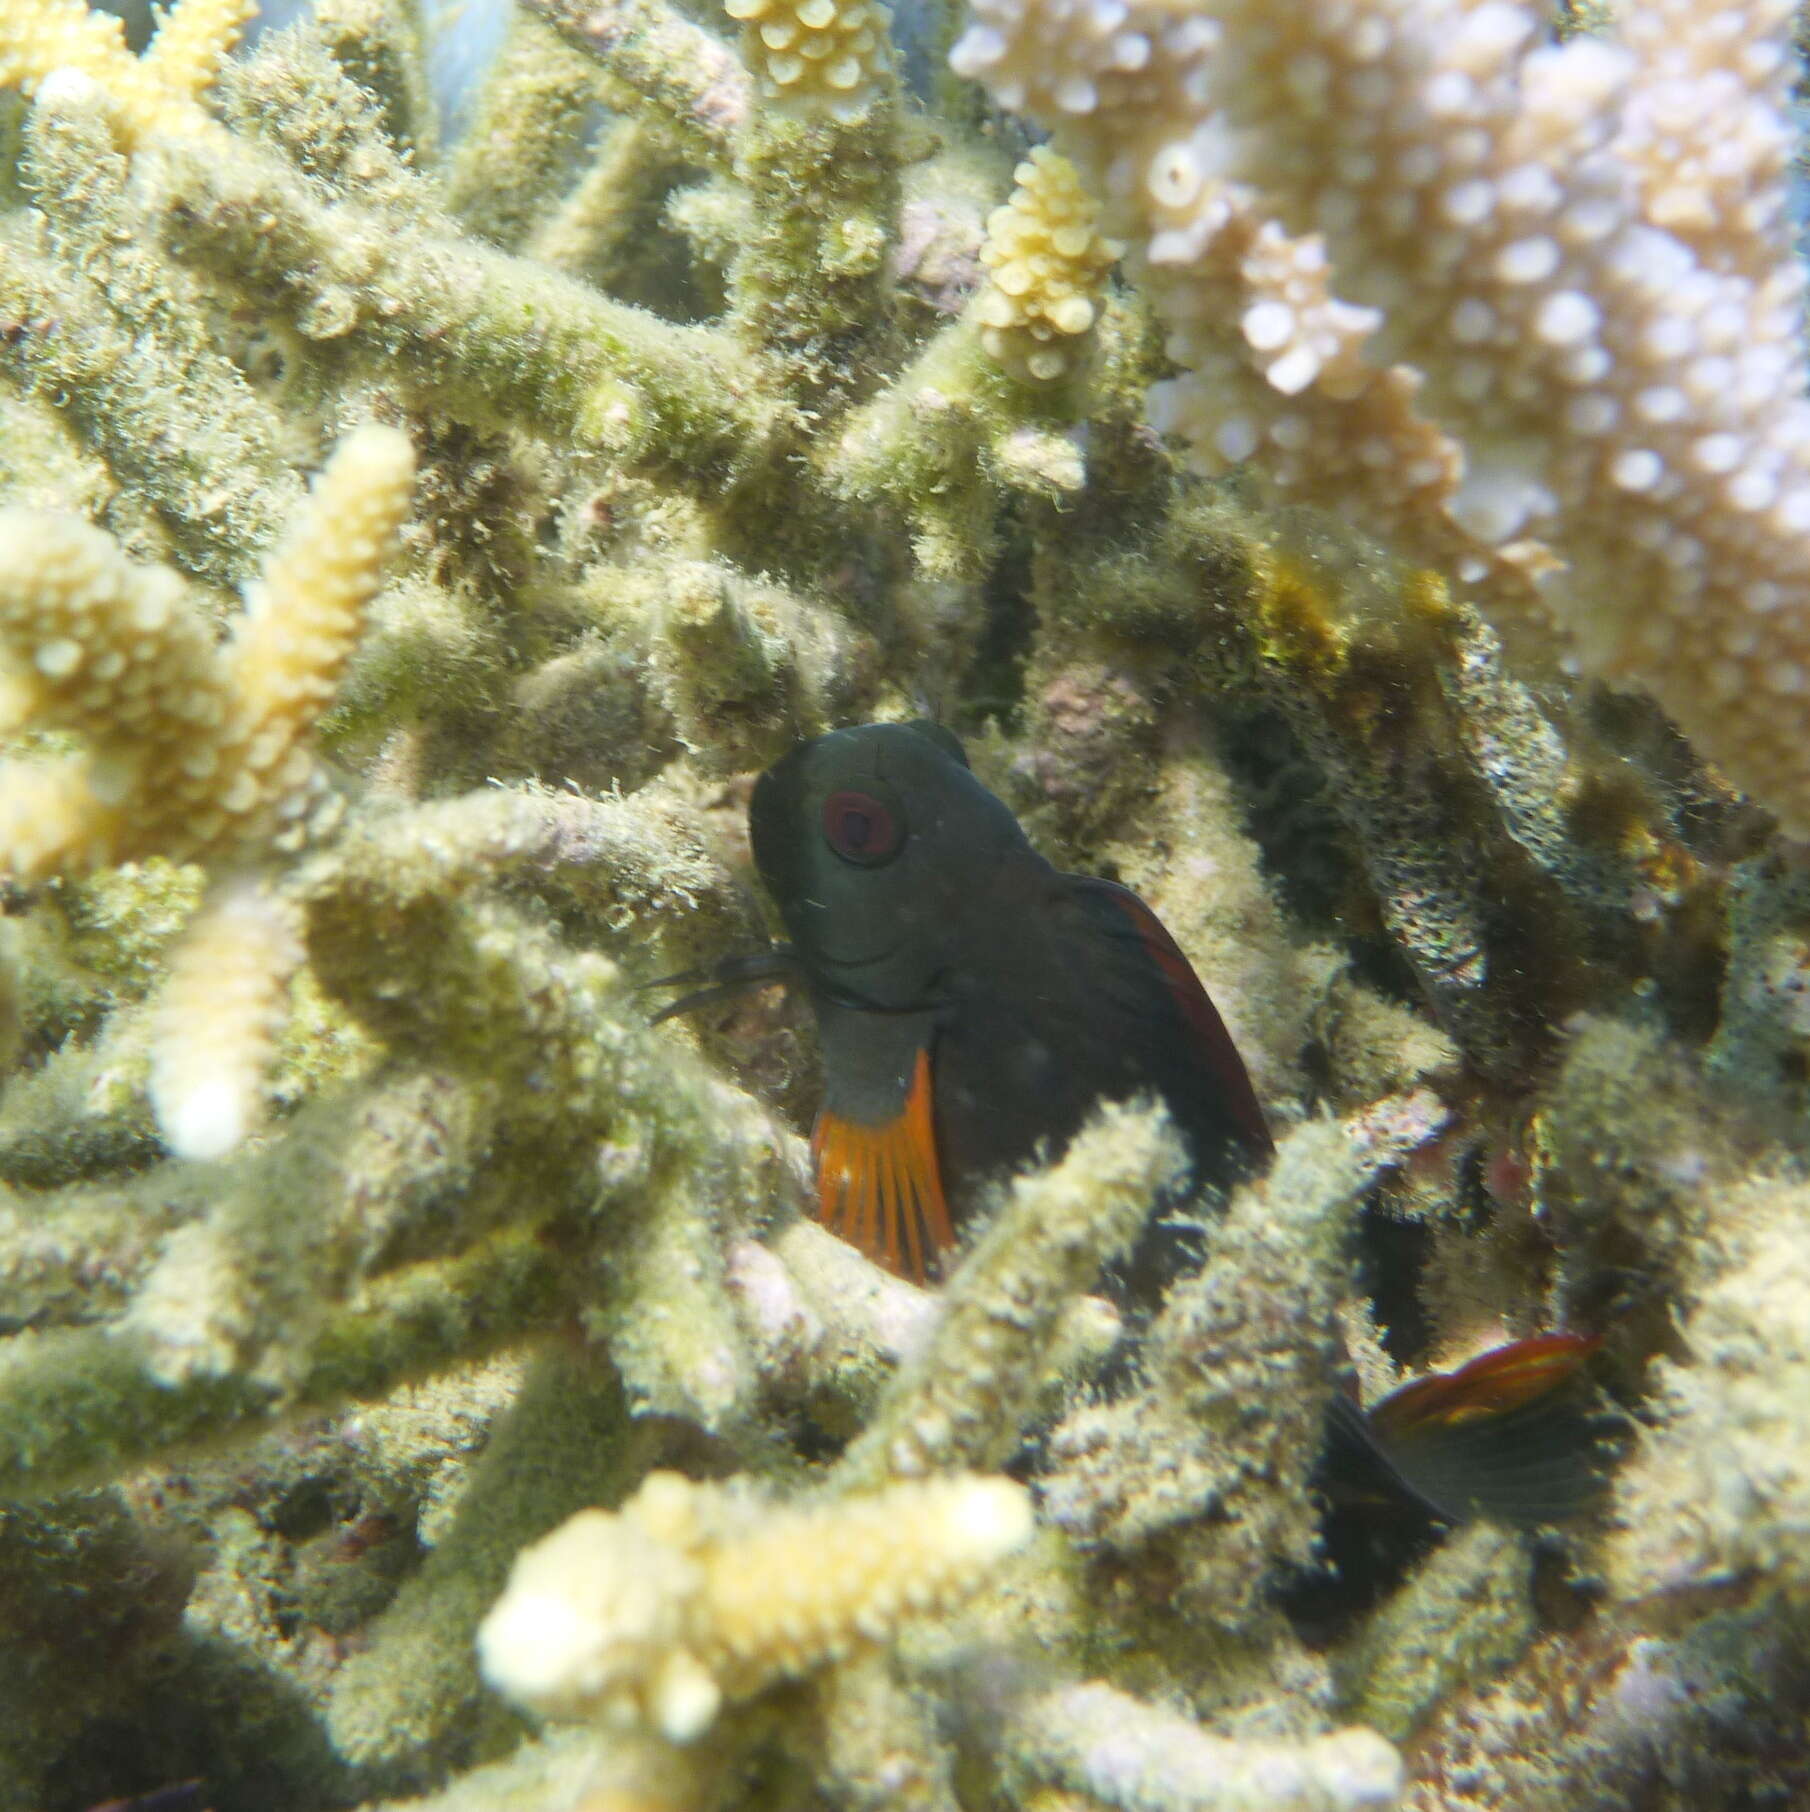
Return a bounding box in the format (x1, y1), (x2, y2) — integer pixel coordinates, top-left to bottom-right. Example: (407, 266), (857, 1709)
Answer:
(812, 1047), (955, 1285)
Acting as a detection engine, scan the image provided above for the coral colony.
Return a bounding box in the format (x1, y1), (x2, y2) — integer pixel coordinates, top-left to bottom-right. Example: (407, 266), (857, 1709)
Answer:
(0, 0), (1808, 1806)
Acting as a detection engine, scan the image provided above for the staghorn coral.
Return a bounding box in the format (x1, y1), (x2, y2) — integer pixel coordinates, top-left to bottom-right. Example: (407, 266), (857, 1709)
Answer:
(0, 0), (1806, 1805)
(1607, 1178), (1810, 1607)
(833, 1097), (1183, 1491)
(976, 145), (1121, 385)
(478, 1467), (1034, 1738)
(950, 0), (1810, 836)
(725, 0), (892, 122)
(0, 422), (414, 878)
(0, 420), (413, 1156)
(146, 877), (304, 1160)
(1000, 1681), (1402, 1812)
(0, 0), (245, 142)
(1042, 1093), (1451, 1630)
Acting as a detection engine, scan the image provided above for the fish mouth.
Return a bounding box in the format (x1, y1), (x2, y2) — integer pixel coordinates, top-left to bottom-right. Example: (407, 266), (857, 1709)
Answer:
(802, 920), (901, 972)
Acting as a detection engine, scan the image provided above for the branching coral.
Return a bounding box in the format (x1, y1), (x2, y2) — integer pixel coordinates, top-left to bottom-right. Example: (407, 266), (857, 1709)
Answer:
(725, 0), (892, 123)
(951, 0), (1810, 835)
(976, 145), (1121, 385)
(0, 423), (413, 878)
(834, 1097), (1184, 1491)
(1043, 1094), (1450, 1629)
(0, 421), (412, 1156)
(146, 878), (304, 1160)
(0, 0), (1805, 1804)
(479, 1467), (1034, 1739)
(1001, 1681), (1402, 1812)
(0, 0), (246, 141)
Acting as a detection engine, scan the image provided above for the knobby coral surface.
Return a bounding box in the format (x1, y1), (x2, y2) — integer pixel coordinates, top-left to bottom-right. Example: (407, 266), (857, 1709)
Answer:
(0, 0), (1808, 1808)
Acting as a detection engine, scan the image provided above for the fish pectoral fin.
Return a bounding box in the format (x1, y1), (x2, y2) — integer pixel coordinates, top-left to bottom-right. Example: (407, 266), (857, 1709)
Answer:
(812, 1047), (955, 1286)
(644, 946), (800, 1024)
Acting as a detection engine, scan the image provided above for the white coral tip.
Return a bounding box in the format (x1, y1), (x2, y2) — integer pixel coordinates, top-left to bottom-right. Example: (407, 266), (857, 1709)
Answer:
(33, 67), (103, 109)
(476, 1583), (605, 1708)
(947, 1475), (1035, 1557)
(157, 1075), (254, 1161)
(650, 1649), (723, 1743)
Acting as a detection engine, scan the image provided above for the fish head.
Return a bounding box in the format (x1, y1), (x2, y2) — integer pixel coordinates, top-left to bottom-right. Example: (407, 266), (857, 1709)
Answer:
(750, 722), (1032, 1011)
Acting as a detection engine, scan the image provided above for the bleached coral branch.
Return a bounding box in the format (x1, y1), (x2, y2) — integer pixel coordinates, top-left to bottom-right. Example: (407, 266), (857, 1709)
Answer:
(147, 879), (303, 1161)
(977, 145), (1121, 385)
(725, 0), (893, 123)
(952, 0), (1810, 832)
(478, 1467), (1033, 1740)
(0, 0), (242, 140)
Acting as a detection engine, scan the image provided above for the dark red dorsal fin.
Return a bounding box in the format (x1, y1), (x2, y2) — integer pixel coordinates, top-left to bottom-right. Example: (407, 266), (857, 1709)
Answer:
(1080, 878), (1272, 1156)
(811, 1048), (956, 1286)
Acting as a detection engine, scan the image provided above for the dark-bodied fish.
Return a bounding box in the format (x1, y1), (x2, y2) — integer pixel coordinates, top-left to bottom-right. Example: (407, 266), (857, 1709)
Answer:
(660, 720), (1270, 1286)
(654, 721), (1608, 1527)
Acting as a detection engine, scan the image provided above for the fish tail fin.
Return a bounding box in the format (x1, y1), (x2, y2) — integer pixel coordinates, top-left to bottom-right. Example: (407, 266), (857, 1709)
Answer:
(1326, 1333), (1613, 1529)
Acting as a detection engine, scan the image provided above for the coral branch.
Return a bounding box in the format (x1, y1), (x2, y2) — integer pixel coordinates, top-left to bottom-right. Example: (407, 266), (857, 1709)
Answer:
(953, 0), (1810, 832)
(0, 425), (412, 879)
(521, 0), (750, 164)
(15, 73), (297, 582)
(478, 1468), (1033, 1740)
(977, 146), (1120, 386)
(147, 878), (303, 1160)
(834, 1098), (1184, 1491)
(0, 0), (229, 142)
(1043, 1096), (1449, 1628)
(146, 134), (782, 484)
(1002, 1681), (1402, 1812)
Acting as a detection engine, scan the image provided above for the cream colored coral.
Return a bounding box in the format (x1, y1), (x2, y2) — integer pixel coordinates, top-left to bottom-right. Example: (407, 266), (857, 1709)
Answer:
(976, 146), (1120, 384)
(723, 0), (890, 122)
(147, 879), (304, 1161)
(1004, 1680), (1403, 1812)
(0, 0), (248, 141)
(1609, 1183), (1810, 1603)
(950, 0), (1810, 833)
(0, 424), (415, 880)
(478, 1468), (1033, 1741)
(137, 0), (255, 102)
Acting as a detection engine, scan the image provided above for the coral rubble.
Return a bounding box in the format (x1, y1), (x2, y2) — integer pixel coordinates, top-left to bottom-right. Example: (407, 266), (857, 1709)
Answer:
(0, 0), (1807, 1807)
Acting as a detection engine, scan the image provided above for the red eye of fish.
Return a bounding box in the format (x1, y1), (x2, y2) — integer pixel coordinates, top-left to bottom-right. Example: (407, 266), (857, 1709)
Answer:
(822, 789), (902, 866)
